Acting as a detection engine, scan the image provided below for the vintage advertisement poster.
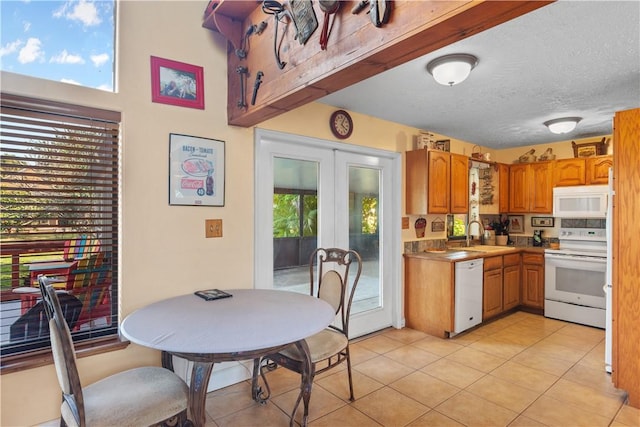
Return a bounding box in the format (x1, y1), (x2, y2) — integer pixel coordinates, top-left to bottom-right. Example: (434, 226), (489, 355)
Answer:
(169, 133), (225, 206)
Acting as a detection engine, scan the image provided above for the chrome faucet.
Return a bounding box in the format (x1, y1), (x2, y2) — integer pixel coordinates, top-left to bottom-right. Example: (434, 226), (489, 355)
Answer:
(466, 220), (485, 247)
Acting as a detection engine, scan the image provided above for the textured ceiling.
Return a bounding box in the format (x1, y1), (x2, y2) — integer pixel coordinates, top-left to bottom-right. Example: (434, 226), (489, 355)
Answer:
(319, 1), (640, 149)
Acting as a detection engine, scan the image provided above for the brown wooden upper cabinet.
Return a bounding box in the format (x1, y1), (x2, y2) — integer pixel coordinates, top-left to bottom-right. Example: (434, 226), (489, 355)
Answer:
(509, 162), (553, 213)
(406, 150), (469, 215)
(554, 155), (613, 186)
(498, 163), (510, 213)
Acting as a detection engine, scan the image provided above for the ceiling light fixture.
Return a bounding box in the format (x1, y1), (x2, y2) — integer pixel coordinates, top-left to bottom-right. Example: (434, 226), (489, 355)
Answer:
(543, 117), (582, 134)
(426, 54), (478, 86)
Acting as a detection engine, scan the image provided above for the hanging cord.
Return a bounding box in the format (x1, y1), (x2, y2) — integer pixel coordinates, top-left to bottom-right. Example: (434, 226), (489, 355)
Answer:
(262, 0), (289, 69)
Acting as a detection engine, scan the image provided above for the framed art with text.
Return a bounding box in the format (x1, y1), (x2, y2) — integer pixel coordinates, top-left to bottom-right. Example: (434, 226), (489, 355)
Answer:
(151, 56), (204, 109)
(531, 217), (555, 227)
(169, 134), (225, 206)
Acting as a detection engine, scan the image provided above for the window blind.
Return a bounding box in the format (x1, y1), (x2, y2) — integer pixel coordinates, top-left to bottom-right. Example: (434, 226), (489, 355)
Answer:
(0, 93), (120, 357)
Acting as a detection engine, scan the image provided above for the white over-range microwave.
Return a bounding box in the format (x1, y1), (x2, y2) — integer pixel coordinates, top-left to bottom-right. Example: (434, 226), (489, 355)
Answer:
(553, 185), (609, 218)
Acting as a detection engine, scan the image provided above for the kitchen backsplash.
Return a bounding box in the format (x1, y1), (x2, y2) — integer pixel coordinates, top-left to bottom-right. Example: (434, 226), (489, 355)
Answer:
(404, 239), (448, 253)
(403, 217), (604, 253)
(560, 218), (606, 229)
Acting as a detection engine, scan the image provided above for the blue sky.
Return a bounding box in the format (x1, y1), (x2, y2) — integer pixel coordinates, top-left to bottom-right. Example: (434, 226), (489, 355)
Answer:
(1, 0), (115, 91)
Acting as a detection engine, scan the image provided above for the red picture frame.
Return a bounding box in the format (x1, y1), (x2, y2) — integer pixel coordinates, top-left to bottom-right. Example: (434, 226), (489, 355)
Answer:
(150, 56), (204, 109)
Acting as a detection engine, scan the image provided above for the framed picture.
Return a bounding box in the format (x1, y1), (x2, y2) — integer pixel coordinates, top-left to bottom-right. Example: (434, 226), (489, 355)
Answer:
(169, 134), (225, 206)
(531, 216), (555, 227)
(151, 56), (204, 109)
(508, 215), (525, 233)
(434, 139), (450, 152)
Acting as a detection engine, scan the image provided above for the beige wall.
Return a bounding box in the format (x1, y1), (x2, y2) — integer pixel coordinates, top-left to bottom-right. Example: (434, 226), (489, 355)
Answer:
(0, 2), (612, 425)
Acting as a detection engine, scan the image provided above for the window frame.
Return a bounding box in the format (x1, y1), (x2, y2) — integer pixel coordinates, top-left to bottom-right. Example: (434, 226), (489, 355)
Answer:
(0, 93), (122, 371)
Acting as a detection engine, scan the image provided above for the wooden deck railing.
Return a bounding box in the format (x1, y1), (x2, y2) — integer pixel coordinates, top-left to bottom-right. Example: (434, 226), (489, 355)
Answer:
(1, 241), (66, 300)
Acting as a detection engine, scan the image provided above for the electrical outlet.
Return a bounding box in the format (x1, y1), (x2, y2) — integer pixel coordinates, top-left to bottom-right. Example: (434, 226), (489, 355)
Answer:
(205, 219), (223, 238)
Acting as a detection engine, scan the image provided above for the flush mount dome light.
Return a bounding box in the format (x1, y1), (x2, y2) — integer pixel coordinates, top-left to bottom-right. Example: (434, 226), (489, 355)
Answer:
(543, 117), (582, 134)
(426, 54), (478, 86)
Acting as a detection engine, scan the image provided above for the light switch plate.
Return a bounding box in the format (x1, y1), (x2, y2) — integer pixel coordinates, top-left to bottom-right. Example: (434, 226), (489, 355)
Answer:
(205, 219), (223, 238)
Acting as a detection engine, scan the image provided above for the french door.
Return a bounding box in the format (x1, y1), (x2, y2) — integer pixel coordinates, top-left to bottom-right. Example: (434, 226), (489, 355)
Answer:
(254, 129), (401, 337)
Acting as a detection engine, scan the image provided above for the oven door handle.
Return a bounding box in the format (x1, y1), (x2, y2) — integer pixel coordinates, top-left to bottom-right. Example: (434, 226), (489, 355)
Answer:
(544, 253), (607, 263)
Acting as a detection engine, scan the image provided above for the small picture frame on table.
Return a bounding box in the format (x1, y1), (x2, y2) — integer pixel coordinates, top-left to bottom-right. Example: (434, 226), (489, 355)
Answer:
(508, 215), (525, 233)
(151, 56), (204, 109)
(531, 217), (555, 227)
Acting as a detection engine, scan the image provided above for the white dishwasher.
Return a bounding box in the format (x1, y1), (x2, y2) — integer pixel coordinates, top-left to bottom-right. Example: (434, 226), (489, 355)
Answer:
(454, 258), (484, 334)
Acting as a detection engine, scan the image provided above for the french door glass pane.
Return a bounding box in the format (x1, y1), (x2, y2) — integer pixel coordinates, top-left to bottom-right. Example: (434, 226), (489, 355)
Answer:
(272, 157), (318, 293)
(349, 166), (381, 314)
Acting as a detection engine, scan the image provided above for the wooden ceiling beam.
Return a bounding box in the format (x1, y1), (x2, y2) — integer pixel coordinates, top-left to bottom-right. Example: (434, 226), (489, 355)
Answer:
(206, 1), (552, 127)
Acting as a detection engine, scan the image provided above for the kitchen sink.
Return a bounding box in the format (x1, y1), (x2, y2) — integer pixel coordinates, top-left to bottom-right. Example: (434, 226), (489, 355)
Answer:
(463, 245), (517, 252)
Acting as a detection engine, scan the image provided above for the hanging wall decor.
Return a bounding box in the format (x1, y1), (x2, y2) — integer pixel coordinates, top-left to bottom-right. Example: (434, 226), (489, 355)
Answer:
(169, 134), (225, 206)
(150, 56), (204, 109)
(431, 217), (445, 232)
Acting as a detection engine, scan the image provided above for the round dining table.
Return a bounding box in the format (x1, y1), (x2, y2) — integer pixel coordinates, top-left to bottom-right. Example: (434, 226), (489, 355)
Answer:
(121, 289), (335, 427)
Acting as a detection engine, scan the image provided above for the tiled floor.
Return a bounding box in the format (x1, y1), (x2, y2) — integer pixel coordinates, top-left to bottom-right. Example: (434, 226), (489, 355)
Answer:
(204, 312), (640, 427)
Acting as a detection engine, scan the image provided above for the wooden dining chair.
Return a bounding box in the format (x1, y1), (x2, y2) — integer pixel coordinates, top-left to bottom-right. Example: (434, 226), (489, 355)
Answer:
(254, 247), (362, 422)
(39, 277), (190, 427)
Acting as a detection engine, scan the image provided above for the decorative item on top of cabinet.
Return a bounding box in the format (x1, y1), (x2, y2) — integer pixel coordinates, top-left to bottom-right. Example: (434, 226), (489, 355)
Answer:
(514, 149), (536, 163)
(538, 147), (556, 161)
(572, 137), (609, 158)
(471, 145), (483, 160)
(416, 131), (435, 149)
(435, 139), (451, 152)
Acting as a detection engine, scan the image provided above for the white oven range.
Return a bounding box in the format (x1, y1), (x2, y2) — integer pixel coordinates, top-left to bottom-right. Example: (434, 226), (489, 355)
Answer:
(544, 227), (607, 329)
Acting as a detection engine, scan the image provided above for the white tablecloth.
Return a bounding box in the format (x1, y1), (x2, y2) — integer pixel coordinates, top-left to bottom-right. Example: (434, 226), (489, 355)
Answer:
(121, 289), (335, 354)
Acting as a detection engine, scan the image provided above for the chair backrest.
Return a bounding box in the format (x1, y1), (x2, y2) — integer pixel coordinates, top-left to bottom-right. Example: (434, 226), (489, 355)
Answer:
(39, 276), (86, 426)
(63, 236), (101, 261)
(309, 248), (362, 337)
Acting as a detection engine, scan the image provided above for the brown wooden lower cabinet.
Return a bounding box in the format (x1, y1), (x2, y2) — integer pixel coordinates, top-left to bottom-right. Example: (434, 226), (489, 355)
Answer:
(483, 253), (521, 320)
(404, 256), (454, 338)
(521, 253), (544, 309)
(404, 250), (540, 338)
(483, 256), (503, 320)
(503, 254), (522, 310)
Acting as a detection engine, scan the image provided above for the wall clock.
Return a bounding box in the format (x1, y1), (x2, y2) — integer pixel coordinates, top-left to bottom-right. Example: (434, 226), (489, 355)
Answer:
(329, 110), (353, 139)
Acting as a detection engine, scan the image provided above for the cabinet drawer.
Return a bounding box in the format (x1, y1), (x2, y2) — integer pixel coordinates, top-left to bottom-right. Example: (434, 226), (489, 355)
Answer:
(522, 253), (544, 265)
(503, 253), (521, 266)
(484, 256), (503, 271)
